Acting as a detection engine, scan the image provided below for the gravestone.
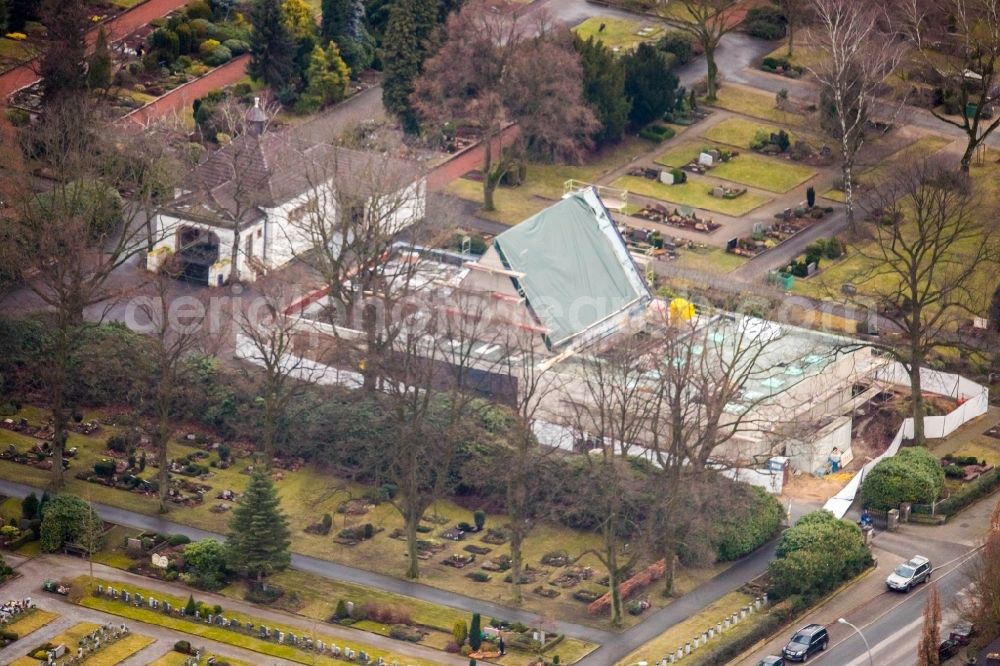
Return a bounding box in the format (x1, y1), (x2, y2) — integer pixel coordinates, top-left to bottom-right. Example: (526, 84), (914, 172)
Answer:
(53, 644), (67, 658)
(97, 585), (104, 595)
(713, 186), (725, 198)
(698, 152), (714, 167)
(659, 170), (674, 185)
(259, 626), (269, 639)
(316, 640), (324, 652)
(277, 631), (284, 643)
(122, 590), (130, 603)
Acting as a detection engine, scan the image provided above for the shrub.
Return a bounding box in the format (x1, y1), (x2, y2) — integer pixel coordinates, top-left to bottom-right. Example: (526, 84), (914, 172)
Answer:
(639, 124), (676, 143)
(203, 45), (232, 66)
(185, 0), (212, 19)
(944, 464), (966, 479)
(469, 613), (482, 650)
(21, 493), (39, 520)
(358, 601), (413, 625)
(93, 460), (116, 478)
(657, 31), (694, 65)
(221, 38), (248, 55)
(189, 18), (215, 37)
(199, 38), (220, 55)
(746, 20), (785, 40)
(671, 168), (686, 184)
(174, 640), (192, 654)
(453, 620), (468, 645)
(5, 108), (29, 127)
(768, 510), (872, 600)
(473, 509), (486, 531)
(806, 186), (816, 208)
(333, 599), (350, 619)
(745, 6), (787, 39)
(937, 468), (1000, 516)
(861, 447), (945, 510)
(390, 624), (422, 642)
(714, 485), (784, 560)
(184, 594), (197, 616)
(321, 513), (333, 532)
(106, 432), (139, 454)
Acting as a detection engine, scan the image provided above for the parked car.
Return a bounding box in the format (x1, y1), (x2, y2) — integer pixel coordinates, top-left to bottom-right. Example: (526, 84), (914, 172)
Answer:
(758, 657), (785, 666)
(782, 624), (829, 662)
(41, 579), (69, 595)
(950, 621), (975, 645)
(939, 638), (962, 661)
(886, 555), (933, 592)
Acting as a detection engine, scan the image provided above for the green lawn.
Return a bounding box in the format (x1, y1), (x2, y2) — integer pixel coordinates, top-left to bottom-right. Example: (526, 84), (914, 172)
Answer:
(711, 153), (816, 193)
(614, 175), (771, 216)
(445, 135), (651, 225)
(6, 609), (59, 638)
(672, 247), (747, 276)
(0, 37), (39, 63)
(571, 16), (662, 52)
(821, 135), (952, 204)
(77, 577), (441, 666)
(150, 653), (252, 666)
(701, 116), (805, 150)
(705, 83), (808, 127)
(82, 633), (156, 665)
(617, 591), (759, 666)
(109, 0), (147, 8)
(655, 140), (815, 193)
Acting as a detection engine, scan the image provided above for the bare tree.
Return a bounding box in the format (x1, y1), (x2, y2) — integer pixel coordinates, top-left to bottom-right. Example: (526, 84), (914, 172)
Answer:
(236, 277), (318, 462)
(663, 0), (743, 101)
(3, 104), (157, 488)
(645, 308), (783, 594)
(917, 583), (942, 666)
(289, 144), (428, 391)
(565, 340), (662, 627)
(915, 0), (1000, 171)
(808, 0), (902, 232)
(412, 0), (597, 211)
(857, 160), (992, 444)
(777, 0), (807, 57)
(961, 501), (1000, 647)
(894, 0), (931, 52)
(491, 328), (564, 605)
(136, 273), (205, 513)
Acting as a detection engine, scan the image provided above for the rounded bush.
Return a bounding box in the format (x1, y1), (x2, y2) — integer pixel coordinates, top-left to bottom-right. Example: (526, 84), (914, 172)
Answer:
(199, 38), (221, 55)
(221, 38), (248, 55)
(861, 447), (944, 511)
(202, 45), (232, 67)
(714, 485), (784, 560)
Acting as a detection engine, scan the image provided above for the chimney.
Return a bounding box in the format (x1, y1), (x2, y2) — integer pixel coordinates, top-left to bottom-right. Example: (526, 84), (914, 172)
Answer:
(247, 97), (266, 136)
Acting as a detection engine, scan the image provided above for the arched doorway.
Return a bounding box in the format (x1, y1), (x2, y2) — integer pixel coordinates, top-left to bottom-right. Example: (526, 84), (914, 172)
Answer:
(175, 226), (220, 285)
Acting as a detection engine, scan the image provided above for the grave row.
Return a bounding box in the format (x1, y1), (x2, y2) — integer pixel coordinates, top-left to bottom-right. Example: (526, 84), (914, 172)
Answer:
(93, 586), (415, 666)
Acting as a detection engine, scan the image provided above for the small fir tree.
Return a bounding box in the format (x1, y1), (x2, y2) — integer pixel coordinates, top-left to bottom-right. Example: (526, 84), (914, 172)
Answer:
(469, 612), (481, 651)
(21, 492), (39, 520)
(185, 594), (198, 616)
(86, 27), (113, 92)
(226, 467), (291, 581)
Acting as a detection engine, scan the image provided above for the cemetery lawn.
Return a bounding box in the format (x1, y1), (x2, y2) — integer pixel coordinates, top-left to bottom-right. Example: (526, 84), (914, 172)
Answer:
(711, 153), (815, 193)
(76, 577), (440, 666)
(11, 622), (100, 666)
(613, 175), (770, 216)
(80, 633), (156, 665)
(672, 247), (747, 276)
(616, 591), (766, 666)
(150, 653), (252, 666)
(763, 38), (825, 72)
(444, 136), (649, 225)
(705, 83), (808, 127)
(571, 16), (662, 51)
(701, 116), (807, 150)
(0, 405), (726, 630)
(6, 609), (59, 638)
(655, 139), (815, 193)
(823, 134), (951, 201)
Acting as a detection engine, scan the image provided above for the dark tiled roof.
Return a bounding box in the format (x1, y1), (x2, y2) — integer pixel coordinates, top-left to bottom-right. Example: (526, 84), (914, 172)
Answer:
(169, 132), (421, 229)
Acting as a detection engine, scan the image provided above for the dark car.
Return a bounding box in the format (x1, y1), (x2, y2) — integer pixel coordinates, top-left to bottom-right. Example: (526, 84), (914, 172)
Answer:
(950, 621), (975, 645)
(758, 657), (785, 666)
(782, 624), (829, 662)
(938, 638), (962, 661)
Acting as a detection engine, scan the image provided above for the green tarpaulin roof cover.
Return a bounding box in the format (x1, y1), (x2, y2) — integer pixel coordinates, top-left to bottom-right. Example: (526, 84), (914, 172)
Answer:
(493, 189), (650, 348)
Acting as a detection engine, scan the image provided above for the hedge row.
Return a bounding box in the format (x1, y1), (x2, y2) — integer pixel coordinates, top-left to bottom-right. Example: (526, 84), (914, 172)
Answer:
(938, 468), (1000, 516)
(690, 595), (808, 666)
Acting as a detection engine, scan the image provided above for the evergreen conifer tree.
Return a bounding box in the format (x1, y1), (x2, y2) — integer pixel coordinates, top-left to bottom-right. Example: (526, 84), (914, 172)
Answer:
(249, 0), (297, 94)
(381, 0), (439, 132)
(574, 36), (630, 145)
(39, 0), (89, 104)
(226, 467), (291, 581)
(469, 613), (481, 651)
(87, 27), (113, 92)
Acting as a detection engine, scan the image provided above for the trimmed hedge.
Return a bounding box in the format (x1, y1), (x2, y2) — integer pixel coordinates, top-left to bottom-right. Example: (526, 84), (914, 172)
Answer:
(714, 486), (784, 561)
(861, 447), (944, 511)
(639, 124), (676, 143)
(938, 468), (1000, 516)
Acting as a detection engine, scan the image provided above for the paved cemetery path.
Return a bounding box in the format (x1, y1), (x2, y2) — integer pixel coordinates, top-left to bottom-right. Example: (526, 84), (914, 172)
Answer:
(0, 553), (469, 665)
(0, 0), (191, 104)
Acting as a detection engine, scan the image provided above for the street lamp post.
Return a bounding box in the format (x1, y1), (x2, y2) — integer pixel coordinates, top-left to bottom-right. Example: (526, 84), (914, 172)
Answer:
(838, 617), (873, 666)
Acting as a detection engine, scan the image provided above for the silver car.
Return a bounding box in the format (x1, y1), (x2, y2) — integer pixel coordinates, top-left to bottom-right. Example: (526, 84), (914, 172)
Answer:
(886, 555), (932, 592)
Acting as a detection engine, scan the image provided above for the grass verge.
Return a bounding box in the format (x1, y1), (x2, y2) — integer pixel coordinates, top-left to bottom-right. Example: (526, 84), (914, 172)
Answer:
(656, 140), (816, 193)
(6, 609), (59, 638)
(75, 576), (441, 666)
(613, 175), (771, 216)
(571, 16), (661, 51)
(705, 84), (808, 127)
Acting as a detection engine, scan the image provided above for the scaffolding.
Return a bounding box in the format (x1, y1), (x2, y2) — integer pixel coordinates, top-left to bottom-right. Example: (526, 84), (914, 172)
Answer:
(563, 180), (628, 212)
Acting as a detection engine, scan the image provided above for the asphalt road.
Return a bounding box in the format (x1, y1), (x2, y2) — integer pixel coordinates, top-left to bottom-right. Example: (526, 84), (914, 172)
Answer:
(810, 550), (979, 666)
